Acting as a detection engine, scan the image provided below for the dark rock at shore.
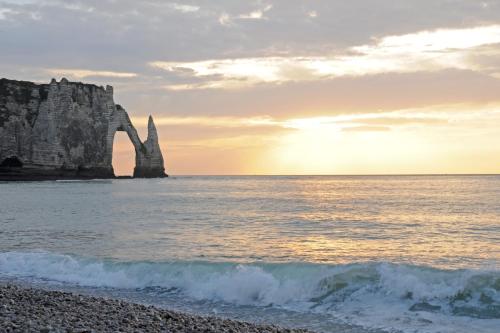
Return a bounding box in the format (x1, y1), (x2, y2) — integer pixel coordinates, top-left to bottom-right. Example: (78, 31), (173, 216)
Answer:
(409, 302), (441, 313)
(0, 284), (313, 333)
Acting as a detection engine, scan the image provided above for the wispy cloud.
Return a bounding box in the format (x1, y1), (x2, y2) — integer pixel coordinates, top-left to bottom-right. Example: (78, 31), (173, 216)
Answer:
(0, 7), (15, 20)
(45, 68), (138, 79)
(151, 25), (500, 90)
(281, 103), (500, 130)
(218, 12), (231, 25)
(307, 11), (317, 18)
(217, 3), (272, 26)
(168, 3), (200, 13)
(132, 103), (500, 132)
(130, 115), (280, 128)
(342, 126), (390, 132)
(238, 4), (272, 19)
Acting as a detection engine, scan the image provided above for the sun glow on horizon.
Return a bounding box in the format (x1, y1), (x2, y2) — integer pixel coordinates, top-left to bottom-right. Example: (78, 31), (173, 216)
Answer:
(117, 103), (500, 175)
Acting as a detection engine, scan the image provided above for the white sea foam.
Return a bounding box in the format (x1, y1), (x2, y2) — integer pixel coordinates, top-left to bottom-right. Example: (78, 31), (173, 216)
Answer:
(1, 251), (499, 333)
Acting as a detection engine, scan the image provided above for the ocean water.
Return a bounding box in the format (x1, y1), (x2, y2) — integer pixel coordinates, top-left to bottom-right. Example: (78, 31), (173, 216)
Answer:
(0, 176), (499, 333)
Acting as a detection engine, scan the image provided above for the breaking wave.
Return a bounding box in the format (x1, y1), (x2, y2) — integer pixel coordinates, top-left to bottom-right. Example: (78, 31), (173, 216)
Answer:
(1, 251), (499, 332)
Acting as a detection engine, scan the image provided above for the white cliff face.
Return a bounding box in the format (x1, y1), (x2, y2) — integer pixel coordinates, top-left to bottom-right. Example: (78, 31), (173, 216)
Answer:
(0, 78), (166, 180)
(134, 116), (165, 178)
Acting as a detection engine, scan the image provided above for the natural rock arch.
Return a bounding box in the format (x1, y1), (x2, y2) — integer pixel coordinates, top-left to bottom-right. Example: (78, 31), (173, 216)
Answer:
(0, 78), (167, 180)
(107, 105), (165, 178)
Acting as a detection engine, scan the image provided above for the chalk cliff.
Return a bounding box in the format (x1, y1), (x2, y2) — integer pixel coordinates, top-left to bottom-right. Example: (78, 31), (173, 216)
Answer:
(0, 78), (167, 180)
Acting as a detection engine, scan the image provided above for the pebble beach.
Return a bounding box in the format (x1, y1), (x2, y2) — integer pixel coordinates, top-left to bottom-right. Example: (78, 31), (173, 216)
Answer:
(0, 284), (313, 333)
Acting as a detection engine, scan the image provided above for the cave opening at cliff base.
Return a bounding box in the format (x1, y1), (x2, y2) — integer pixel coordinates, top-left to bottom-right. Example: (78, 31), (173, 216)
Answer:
(0, 156), (23, 168)
(112, 131), (135, 176)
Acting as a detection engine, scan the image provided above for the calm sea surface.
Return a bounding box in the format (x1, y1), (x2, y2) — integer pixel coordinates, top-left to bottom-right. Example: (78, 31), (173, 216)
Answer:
(0, 176), (499, 332)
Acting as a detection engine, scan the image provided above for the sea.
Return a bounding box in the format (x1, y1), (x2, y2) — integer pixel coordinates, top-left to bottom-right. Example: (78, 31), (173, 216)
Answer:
(0, 176), (499, 333)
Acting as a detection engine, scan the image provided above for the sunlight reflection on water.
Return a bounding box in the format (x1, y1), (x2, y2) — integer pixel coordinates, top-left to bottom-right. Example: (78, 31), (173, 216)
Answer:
(1, 175), (499, 269)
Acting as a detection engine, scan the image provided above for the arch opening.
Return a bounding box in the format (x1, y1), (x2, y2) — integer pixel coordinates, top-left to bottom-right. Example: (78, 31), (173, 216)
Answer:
(112, 131), (135, 177)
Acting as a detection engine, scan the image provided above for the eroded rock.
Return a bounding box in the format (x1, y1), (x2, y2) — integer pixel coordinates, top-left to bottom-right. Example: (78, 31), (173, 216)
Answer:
(0, 78), (167, 180)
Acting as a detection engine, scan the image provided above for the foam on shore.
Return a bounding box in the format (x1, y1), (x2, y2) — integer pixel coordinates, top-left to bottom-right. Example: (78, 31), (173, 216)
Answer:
(1, 251), (499, 333)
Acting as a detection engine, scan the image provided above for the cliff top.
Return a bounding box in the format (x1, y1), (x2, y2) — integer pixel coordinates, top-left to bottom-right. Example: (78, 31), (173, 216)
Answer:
(0, 77), (113, 95)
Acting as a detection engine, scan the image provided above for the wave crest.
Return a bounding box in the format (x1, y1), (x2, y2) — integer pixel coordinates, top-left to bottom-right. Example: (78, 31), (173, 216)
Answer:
(1, 251), (499, 320)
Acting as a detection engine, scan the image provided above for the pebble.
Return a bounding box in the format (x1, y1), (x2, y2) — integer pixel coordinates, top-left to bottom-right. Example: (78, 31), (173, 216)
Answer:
(0, 284), (313, 333)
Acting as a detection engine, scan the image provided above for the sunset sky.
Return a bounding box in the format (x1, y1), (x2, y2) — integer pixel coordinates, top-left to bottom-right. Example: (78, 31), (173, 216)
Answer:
(2, 0), (500, 175)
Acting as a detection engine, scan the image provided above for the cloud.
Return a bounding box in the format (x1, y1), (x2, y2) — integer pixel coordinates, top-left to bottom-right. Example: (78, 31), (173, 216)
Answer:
(168, 3), (200, 13)
(281, 103), (500, 130)
(45, 68), (138, 79)
(342, 117), (447, 126)
(3, 0), (500, 73)
(342, 126), (390, 132)
(130, 115), (280, 128)
(238, 4), (272, 20)
(307, 11), (317, 18)
(107, 69), (500, 121)
(55, 2), (95, 13)
(0, 7), (15, 19)
(218, 12), (231, 25)
(217, 3), (272, 26)
(131, 102), (500, 133)
(151, 25), (500, 89)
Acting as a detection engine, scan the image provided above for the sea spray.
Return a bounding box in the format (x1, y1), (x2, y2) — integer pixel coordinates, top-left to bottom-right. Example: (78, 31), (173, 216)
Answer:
(1, 251), (499, 319)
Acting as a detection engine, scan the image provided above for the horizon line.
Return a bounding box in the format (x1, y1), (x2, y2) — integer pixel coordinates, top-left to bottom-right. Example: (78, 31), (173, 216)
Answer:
(124, 173), (500, 177)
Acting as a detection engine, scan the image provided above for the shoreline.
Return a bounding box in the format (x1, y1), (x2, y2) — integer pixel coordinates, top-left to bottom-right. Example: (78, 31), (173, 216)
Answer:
(0, 283), (313, 333)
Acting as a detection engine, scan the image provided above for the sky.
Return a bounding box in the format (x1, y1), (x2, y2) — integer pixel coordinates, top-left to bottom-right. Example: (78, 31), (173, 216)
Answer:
(1, 0), (500, 175)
